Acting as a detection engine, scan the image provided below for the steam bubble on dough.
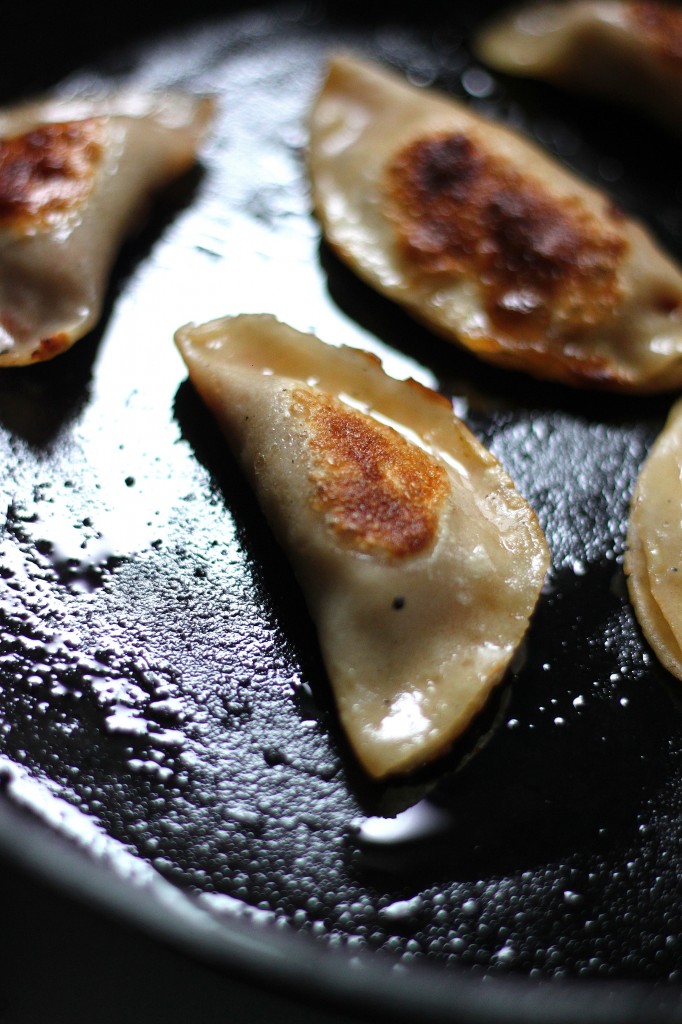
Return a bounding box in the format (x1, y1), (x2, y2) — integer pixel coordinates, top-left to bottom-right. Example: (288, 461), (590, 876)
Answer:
(309, 53), (682, 392)
(175, 313), (549, 779)
(0, 90), (213, 366)
(626, 398), (682, 681)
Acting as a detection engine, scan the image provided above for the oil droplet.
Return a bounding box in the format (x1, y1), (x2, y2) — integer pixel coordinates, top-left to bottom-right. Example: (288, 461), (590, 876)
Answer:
(358, 801), (451, 845)
(598, 157), (623, 183)
(106, 710), (148, 735)
(461, 899), (480, 917)
(461, 67), (495, 98)
(379, 895), (423, 922)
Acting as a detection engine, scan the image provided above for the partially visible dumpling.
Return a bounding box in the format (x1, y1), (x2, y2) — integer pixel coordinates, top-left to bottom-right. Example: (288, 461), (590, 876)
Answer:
(0, 90), (213, 366)
(309, 54), (682, 391)
(626, 399), (682, 680)
(175, 313), (550, 779)
(475, 1), (682, 133)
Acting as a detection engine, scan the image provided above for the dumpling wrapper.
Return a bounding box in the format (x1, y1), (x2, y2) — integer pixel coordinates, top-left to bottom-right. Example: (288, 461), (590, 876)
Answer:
(475, 1), (682, 134)
(175, 313), (549, 779)
(626, 398), (682, 680)
(0, 90), (213, 366)
(309, 54), (682, 392)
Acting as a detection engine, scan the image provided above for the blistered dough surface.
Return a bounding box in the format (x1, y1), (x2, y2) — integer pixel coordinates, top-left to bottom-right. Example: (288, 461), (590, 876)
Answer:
(293, 386), (449, 558)
(386, 131), (626, 342)
(0, 119), (104, 232)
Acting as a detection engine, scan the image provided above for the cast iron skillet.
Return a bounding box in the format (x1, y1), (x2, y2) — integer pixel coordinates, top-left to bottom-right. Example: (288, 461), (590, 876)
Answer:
(2, 1), (682, 1021)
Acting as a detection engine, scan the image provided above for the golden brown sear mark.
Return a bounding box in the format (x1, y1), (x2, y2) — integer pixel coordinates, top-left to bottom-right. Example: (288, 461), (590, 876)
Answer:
(292, 386), (449, 558)
(0, 119), (104, 231)
(30, 333), (71, 362)
(629, 2), (682, 66)
(385, 133), (627, 339)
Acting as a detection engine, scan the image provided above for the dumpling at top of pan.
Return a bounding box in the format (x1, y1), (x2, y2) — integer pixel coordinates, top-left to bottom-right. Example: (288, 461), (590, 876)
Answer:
(309, 54), (682, 393)
(475, 2), (682, 133)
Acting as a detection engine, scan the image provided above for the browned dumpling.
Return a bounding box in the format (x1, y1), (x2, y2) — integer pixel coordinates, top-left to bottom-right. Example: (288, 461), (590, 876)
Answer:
(309, 54), (682, 391)
(175, 313), (549, 779)
(0, 91), (213, 366)
(475, 1), (682, 133)
(626, 399), (682, 680)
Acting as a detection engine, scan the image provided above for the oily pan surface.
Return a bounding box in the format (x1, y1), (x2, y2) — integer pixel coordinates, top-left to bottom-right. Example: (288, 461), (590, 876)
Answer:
(1, 0), (682, 998)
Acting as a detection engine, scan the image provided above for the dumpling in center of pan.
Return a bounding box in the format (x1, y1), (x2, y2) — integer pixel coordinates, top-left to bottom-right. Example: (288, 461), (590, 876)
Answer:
(176, 314), (549, 779)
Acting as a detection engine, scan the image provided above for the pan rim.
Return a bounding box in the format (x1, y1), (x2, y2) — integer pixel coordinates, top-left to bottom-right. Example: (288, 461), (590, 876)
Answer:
(1, 793), (681, 1024)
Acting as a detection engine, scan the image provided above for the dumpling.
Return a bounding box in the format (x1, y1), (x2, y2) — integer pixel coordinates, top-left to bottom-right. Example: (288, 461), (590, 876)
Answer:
(309, 54), (682, 392)
(475, 1), (682, 134)
(0, 90), (213, 366)
(625, 399), (682, 680)
(175, 313), (549, 779)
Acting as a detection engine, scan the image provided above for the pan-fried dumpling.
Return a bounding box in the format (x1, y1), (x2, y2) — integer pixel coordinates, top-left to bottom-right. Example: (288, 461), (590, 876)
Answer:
(475, 2), (682, 134)
(625, 399), (682, 680)
(0, 90), (213, 366)
(309, 54), (682, 392)
(175, 313), (549, 779)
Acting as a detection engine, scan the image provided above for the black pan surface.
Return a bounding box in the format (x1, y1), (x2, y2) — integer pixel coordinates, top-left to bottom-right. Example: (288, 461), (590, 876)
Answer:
(2, 2), (682, 1021)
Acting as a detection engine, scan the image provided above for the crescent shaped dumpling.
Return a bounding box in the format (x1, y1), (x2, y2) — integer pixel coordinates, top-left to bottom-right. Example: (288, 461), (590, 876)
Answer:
(175, 313), (549, 779)
(309, 54), (682, 392)
(0, 90), (213, 366)
(475, 2), (682, 134)
(626, 399), (682, 680)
